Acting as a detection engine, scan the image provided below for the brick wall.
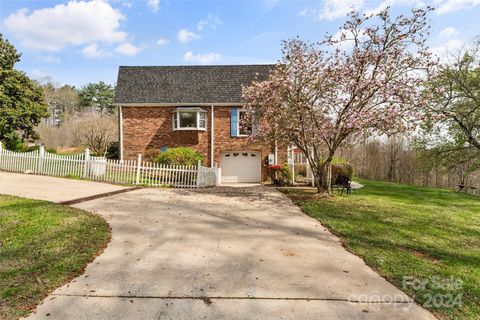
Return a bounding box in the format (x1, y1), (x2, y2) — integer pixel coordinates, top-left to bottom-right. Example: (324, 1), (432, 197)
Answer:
(122, 106), (210, 160)
(121, 106), (286, 181)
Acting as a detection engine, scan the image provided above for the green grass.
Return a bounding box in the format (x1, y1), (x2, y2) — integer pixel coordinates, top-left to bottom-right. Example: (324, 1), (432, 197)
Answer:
(282, 180), (480, 320)
(0, 195), (110, 320)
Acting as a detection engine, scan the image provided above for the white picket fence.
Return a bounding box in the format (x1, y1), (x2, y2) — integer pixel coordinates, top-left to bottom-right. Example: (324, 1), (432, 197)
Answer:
(197, 164), (218, 188)
(0, 144), (218, 188)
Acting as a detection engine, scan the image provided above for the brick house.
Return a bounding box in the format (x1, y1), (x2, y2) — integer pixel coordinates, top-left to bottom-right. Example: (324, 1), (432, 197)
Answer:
(113, 65), (286, 183)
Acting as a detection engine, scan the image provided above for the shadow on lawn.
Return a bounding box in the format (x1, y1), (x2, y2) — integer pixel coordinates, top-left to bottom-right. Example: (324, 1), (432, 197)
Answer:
(281, 181), (480, 319)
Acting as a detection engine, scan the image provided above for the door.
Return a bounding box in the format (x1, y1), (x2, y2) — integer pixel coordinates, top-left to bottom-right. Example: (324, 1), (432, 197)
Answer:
(221, 151), (261, 183)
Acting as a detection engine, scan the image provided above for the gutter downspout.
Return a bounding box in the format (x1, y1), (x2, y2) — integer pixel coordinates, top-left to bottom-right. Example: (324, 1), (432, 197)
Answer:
(274, 138), (278, 165)
(210, 105), (214, 167)
(119, 106), (124, 160)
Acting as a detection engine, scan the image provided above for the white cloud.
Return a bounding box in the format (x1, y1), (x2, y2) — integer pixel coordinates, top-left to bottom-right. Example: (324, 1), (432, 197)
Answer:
(183, 51), (220, 64)
(197, 15), (222, 31)
(122, 2), (133, 9)
(439, 27), (459, 38)
(83, 41), (140, 58)
(177, 28), (199, 43)
(3, 0), (127, 52)
(82, 43), (110, 58)
(177, 15), (221, 44)
(262, 0), (280, 9)
(319, 0), (364, 20)
(148, 0), (160, 13)
(156, 37), (168, 46)
(299, 0), (364, 20)
(37, 55), (61, 64)
(430, 39), (465, 61)
(298, 7), (311, 16)
(363, 0), (422, 16)
(30, 68), (49, 80)
(363, 0), (393, 15)
(301, 0), (424, 18)
(332, 29), (349, 41)
(435, 0), (480, 14)
(114, 42), (141, 56)
(331, 28), (368, 51)
(248, 31), (278, 44)
(298, 6), (321, 18)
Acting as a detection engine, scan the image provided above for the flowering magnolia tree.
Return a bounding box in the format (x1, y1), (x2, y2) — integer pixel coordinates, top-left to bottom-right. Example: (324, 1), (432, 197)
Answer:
(242, 8), (436, 194)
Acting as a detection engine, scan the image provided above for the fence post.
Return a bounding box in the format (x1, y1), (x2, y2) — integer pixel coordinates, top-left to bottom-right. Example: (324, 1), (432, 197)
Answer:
(37, 145), (45, 174)
(290, 146), (295, 184)
(308, 147), (315, 187)
(215, 163), (221, 186)
(82, 148), (90, 178)
(196, 160), (202, 188)
(135, 153), (142, 185)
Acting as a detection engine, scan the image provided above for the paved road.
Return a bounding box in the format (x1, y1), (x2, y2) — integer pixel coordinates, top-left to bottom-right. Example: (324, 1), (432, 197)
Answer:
(0, 173), (436, 319)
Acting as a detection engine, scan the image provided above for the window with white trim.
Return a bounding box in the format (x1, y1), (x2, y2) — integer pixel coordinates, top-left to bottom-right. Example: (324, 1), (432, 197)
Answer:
(172, 107), (207, 131)
(238, 110), (252, 136)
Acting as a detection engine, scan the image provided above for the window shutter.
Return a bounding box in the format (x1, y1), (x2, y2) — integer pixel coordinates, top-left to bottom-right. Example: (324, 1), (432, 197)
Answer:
(230, 107), (238, 137)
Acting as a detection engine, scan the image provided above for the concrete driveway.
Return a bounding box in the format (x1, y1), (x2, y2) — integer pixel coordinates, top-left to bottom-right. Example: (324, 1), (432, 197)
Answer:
(0, 172), (128, 203)
(7, 178), (436, 320)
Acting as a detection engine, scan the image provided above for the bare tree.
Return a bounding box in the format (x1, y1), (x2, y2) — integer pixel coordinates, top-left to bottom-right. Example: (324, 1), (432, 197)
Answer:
(72, 113), (117, 156)
(386, 135), (404, 182)
(40, 82), (79, 126)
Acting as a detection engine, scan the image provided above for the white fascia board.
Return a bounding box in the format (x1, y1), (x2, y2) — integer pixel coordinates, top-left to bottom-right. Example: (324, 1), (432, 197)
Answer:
(113, 102), (245, 107)
(174, 107), (208, 112)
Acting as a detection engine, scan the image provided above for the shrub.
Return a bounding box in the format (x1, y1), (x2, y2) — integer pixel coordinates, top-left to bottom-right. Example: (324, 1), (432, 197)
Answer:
(144, 148), (160, 162)
(23, 145), (56, 153)
(3, 132), (25, 151)
(268, 164), (292, 186)
(106, 142), (119, 159)
(25, 145), (40, 152)
(279, 164), (292, 185)
(332, 156), (348, 165)
(154, 147), (204, 166)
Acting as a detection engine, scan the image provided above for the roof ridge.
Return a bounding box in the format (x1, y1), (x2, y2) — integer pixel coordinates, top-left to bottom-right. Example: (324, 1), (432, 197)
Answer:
(118, 64), (275, 68)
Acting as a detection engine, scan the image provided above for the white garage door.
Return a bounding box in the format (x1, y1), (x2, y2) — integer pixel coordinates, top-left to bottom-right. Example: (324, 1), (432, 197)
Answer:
(221, 151), (261, 183)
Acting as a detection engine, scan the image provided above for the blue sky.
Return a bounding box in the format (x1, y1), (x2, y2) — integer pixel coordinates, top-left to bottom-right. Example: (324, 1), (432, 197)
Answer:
(1, 0), (479, 87)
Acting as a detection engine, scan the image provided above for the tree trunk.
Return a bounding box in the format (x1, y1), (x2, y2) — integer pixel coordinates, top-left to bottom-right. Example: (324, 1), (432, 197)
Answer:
(301, 145), (334, 195)
(316, 157), (333, 195)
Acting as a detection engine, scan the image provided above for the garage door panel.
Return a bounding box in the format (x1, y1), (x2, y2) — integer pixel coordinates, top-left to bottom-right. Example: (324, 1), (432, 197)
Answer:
(221, 151), (261, 183)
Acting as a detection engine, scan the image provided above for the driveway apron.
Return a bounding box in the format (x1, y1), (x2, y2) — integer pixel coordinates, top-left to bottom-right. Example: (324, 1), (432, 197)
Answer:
(21, 184), (436, 320)
(0, 172), (128, 203)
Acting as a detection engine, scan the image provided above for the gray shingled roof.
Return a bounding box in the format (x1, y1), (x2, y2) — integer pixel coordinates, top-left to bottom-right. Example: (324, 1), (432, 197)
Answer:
(114, 65), (274, 104)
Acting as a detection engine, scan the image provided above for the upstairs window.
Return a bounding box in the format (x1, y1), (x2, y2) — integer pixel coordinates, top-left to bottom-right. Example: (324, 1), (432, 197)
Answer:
(173, 107), (207, 131)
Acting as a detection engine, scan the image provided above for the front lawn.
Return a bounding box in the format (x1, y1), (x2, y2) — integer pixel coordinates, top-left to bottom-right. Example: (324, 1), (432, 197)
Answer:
(282, 180), (480, 320)
(0, 195), (110, 320)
